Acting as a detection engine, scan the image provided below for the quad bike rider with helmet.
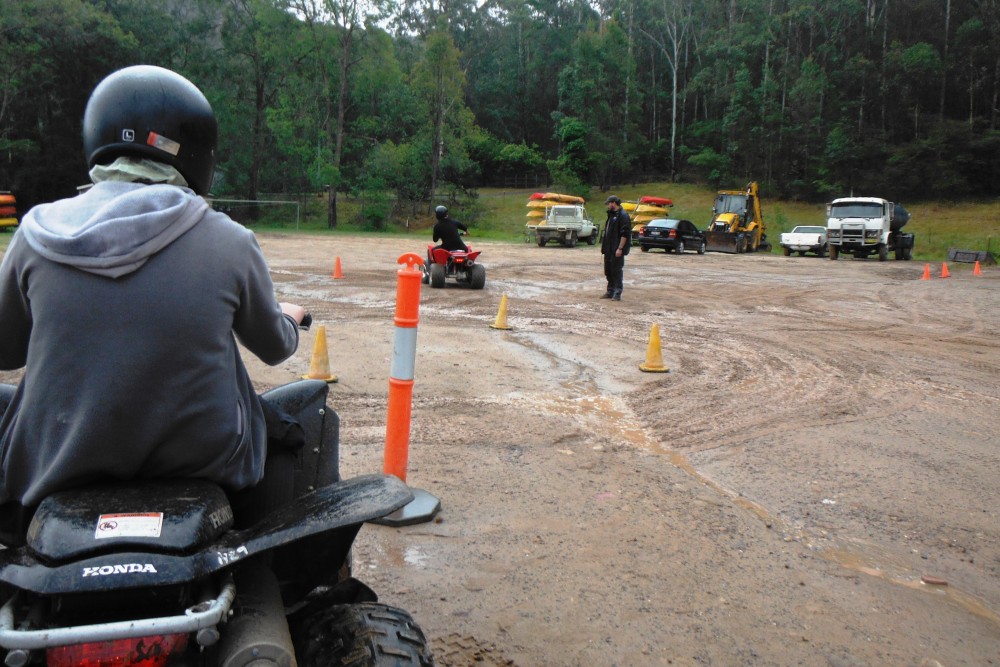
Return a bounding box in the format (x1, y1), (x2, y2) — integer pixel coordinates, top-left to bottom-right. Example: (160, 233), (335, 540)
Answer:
(0, 65), (432, 666)
(431, 205), (468, 256)
(423, 205), (485, 289)
(0, 64), (306, 536)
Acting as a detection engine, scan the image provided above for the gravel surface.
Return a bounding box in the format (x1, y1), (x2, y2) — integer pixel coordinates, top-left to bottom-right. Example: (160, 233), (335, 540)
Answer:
(5, 233), (998, 666)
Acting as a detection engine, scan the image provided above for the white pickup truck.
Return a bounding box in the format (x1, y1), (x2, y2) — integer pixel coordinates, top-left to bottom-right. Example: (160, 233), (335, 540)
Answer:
(526, 205), (599, 247)
(780, 225), (828, 257)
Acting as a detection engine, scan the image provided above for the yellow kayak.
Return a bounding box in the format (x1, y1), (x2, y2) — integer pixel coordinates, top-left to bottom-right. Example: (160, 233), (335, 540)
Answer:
(541, 192), (585, 204)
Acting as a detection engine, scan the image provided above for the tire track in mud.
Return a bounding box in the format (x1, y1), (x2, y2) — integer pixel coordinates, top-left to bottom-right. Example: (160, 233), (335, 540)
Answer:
(476, 269), (1000, 628)
(260, 237), (1000, 660)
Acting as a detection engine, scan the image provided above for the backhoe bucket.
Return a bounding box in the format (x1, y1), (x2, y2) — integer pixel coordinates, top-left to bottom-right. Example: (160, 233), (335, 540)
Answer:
(705, 231), (740, 253)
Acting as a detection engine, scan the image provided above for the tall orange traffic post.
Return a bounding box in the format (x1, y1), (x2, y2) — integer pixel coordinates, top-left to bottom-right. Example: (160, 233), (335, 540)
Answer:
(375, 253), (441, 526)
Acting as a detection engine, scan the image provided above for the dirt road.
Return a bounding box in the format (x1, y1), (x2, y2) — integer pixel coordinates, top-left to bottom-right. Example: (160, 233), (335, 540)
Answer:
(246, 234), (999, 666)
(5, 233), (999, 666)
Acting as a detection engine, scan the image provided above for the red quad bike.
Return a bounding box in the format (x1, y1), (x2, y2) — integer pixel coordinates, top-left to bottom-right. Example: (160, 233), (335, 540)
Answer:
(0, 376), (434, 667)
(423, 245), (486, 289)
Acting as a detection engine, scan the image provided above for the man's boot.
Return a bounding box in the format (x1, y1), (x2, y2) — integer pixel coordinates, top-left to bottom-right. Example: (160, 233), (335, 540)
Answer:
(612, 290), (622, 301)
(601, 291), (613, 298)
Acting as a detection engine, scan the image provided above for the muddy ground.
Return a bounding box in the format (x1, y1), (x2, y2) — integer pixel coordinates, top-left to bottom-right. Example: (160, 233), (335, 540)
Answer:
(5, 233), (999, 666)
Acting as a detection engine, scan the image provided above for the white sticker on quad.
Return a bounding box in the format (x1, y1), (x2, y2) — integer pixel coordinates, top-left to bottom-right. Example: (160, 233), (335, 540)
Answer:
(95, 512), (165, 539)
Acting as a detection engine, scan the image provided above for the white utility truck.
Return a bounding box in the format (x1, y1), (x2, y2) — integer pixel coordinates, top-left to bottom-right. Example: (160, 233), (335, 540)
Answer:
(826, 197), (914, 261)
(779, 225), (828, 257)
(527, 205), (599, 247)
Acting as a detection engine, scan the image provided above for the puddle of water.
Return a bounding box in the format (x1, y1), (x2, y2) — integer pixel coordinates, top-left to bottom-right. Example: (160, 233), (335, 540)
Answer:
(363, 542), (431, 570)
(402, 546), (430, 567)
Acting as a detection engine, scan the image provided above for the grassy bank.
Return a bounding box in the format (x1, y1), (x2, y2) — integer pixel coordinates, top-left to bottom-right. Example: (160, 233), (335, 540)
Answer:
(3, 184), (997, 262)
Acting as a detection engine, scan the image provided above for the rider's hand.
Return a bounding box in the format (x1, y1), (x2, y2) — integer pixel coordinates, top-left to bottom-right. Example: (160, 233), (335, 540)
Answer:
(280, 302), (307, 325)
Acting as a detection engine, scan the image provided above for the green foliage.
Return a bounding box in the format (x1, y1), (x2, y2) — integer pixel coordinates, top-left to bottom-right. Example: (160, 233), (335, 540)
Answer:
(1, 0), (999, 217)
(0, 0), (140, 207)
(686, 148), (727, 187)
(353, 189), (392, 231)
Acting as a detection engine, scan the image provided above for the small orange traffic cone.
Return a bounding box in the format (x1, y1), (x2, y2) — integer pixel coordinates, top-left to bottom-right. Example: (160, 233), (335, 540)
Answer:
(302, 325), (338, 383)
(489, 294), (512, 330)
(973, 260), (982, 276)
(332, 257), (344, 279)
(940, 262), (951, 279)
(920, 264), (931, 280)
(639, 323), (669, 373)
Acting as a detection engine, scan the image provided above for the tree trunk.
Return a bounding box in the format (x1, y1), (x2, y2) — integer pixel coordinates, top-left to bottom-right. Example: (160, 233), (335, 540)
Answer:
(993, 53), (1000, 130)
(939, 0), (951, 121)
(330, 27), (356, 230)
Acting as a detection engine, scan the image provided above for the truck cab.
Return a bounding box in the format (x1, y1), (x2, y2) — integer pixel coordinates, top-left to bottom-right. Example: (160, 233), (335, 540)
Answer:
(826, 197), (914, 261)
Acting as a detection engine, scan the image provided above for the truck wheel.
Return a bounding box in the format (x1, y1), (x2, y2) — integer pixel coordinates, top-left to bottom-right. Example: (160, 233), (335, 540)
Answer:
(293, 602), (432, 667)
(537, 237), (547, 247)
(797, 251), (805, 257)
(829, 245), (839, 260)
(564, 232), (578, 248)
(782, 247), (791, 257)
(640, 245), (649, 252)
(587, 231), (598, 245)
(675, 241), (685, 255)
(878, 244), (888, 261)
(697, 241), (706, 255)
(469, 263), (486, 290)
(818, 244), (827, 258)
(430, 263), (446, 288)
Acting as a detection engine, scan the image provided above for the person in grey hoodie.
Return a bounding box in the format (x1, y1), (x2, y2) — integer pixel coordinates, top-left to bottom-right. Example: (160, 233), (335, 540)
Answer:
(0, 66), (304, 541)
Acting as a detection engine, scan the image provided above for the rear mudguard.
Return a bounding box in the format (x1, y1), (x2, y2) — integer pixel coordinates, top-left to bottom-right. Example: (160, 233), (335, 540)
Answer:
(262, 380), (341, 492)
(0, 474), (412, 595)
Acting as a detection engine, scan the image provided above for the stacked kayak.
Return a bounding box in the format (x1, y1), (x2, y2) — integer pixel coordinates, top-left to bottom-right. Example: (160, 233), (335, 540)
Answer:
(627, 195), (673, 236)
(0, 192), (17, 229)
(629, 196), (673, 223)
(525, 192), (586, 221)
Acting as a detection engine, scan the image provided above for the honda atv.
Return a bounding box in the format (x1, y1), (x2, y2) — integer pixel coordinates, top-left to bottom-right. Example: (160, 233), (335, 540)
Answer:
(0, 380), (434, 667)
(422, 245), (486, 289)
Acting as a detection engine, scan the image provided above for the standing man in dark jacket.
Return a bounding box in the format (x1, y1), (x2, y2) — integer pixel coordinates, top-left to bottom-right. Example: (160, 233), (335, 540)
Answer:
(601, 195), (631, 300)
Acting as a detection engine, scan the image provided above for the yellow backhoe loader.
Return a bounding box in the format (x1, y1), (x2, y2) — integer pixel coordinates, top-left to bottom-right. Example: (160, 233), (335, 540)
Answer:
(704, 181), (770, 253)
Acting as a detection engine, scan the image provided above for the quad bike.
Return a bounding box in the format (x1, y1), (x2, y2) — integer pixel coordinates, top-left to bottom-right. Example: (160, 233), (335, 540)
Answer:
(422, 243), (486, 290)
(0, 376), (434, 667)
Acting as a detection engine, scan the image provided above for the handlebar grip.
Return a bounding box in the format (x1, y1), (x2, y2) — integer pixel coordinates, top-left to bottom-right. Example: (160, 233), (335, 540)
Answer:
(299, 313), (313, 330)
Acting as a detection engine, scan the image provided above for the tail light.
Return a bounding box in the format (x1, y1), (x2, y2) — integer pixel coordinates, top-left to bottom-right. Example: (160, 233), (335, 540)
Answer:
(47, 633), (189, 667)
(639, 226), (646, 236)
(669, 230), (676, 238)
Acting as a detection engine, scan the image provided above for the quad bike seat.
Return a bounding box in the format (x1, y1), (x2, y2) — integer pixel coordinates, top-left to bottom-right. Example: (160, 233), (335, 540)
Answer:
(27, 479), (233, 561)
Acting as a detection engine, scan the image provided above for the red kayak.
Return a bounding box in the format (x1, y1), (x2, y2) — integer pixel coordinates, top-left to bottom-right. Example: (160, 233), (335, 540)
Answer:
(639, 196), (673, 206)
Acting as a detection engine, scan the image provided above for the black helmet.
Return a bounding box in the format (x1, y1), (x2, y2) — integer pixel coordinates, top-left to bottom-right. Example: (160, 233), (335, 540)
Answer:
(435, 205), (448, 220)
(83, 65), (218, 195)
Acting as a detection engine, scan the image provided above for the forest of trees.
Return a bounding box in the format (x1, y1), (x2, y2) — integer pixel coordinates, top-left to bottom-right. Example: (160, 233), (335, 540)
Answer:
(2, 0), (999, 226)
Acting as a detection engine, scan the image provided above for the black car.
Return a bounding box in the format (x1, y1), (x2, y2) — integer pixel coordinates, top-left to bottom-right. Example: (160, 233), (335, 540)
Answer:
(636, 218), (706, 254)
